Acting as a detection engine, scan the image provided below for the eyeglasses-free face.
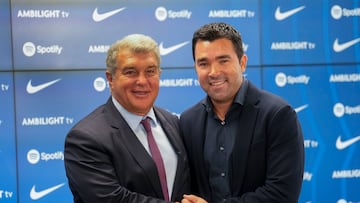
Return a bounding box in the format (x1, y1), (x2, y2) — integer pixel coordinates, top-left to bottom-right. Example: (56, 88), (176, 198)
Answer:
(107, 49), (161, 116)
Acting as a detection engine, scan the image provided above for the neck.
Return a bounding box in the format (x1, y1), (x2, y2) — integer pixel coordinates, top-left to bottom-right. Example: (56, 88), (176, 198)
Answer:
(212, 101), (232, 121)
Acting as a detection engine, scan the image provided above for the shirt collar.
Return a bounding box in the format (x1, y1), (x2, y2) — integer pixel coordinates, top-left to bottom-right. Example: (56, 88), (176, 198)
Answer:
(111, 96), (157, 130)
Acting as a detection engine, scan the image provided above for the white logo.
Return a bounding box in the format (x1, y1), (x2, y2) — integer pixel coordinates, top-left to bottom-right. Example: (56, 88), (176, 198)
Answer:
(294, 104), (308, 113)
(23, 42), (63, 56)
(331, 5), (343, 19)
(275, 6), (305, 21)
(155, 7), (167, 21)
(271, 41), (316, 50)
(333, 102), (360, 117)
(26, 149), (64, 163)
(159, 41), (189, 56)
(333, 37), (360, 52)
(30, 183), (65, 200)
(336, 135), (360, 150)
(303, 171), (313, 181)
(22, 116), (69, 126)
(337, 199), (347, 203)
(154, 6), (191, 21)
(332, 169), (360, 178)
(331, 5), (360, 19)
(23, 42), (36, 57)
(329, 73), (360, 82)
(275, 72), (310, 87)
(26, 79), (61, 94)
(93, 77), (107, 92)
(333, 103), (345, 117)
(275, 72), (287, 87)
(92, 7), (126, 22)
(88, 45), (110, 53)
(208, 9), (255, 18)
(27, 149), (40, 164)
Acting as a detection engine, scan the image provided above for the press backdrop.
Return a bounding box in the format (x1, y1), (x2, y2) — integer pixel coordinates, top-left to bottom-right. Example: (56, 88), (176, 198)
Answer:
(0, 0), (359, 202)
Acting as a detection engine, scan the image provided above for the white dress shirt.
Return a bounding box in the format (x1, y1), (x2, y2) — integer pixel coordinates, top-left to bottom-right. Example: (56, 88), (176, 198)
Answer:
(111, 97), (178, 198)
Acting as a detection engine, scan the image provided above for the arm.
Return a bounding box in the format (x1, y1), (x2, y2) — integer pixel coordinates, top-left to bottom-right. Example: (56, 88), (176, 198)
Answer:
(234, 105), (305, 203)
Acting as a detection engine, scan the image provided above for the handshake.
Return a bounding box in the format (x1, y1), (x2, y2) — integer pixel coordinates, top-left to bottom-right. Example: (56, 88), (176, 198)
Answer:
(176, 194), (208, 203)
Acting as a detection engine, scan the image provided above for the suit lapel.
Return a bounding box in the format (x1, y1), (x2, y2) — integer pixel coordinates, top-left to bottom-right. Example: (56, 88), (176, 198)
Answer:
(153, 108), (186, 198)
(230, 82), (260, 193)
(185, 104), (211, 194)
(104, 99), (164, 198)
(119, 120), (164, 197)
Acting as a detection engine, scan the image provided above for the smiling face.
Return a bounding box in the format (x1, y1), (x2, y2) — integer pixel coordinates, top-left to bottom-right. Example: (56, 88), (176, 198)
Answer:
(106, 49), (160, 116)
(194, 38), (247, 105)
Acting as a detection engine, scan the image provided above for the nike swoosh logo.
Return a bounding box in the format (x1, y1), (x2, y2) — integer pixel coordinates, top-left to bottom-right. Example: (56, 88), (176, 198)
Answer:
(333, 37), (360, 52)
(159, 41), (189, 56)
(92, 7), (126, 22)
(30, 183), (65, 200)
(336, 135), (360, 150)
(26, 79), (61, 94)
(294, 104), (308, 113)
(275, 6), (306, 21)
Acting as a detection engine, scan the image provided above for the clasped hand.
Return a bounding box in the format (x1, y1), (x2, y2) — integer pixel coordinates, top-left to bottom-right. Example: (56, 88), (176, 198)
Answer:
(175, 194), (208, 203)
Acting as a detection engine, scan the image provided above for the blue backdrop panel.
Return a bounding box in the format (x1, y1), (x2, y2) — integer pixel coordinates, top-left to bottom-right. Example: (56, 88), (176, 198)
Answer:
(0, 73), (17, 202)
(11, 0), (259, 70)
(263, 65), (360, 203)
(3, 0), (360, 202)
(14, 70), (110, 202)
(326, 1), (360, 64)
(157, 68), (205, 116)
(261, 1), (360, 65)
(0, 0), (12, 70)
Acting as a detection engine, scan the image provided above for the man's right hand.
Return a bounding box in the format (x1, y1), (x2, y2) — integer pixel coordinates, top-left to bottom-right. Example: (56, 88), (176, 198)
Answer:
(181, 194), (208, 203)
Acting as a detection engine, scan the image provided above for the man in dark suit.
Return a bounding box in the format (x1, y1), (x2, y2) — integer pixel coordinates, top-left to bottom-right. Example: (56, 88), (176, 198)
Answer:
(180, 22), (304, 203)
(64, 34), (190, 203)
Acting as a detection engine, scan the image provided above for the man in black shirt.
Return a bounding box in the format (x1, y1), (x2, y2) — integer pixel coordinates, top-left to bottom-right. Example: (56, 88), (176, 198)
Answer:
(180, 22), (304, 203)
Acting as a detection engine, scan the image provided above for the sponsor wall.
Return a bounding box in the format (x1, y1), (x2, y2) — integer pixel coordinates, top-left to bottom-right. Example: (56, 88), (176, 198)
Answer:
(0, 0), (359, 202)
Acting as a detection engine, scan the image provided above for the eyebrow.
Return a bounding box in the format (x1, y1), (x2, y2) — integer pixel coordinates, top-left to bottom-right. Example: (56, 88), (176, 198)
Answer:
(196, 57), (207, 63)
(196, 54), (231, 63)
(120, 65), (158, 71)
(120, 66), (136, 71)
(147, 64), (158, 69)
(216, 55), (231, 60)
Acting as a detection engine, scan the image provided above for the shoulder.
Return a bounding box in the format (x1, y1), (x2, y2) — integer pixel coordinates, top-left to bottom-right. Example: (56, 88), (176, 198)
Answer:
(247, 81), (291, 110)
(181, 98), (206, 117)
(153, 106), (179, 122)
(73, 104), (106, 128)
(66, 103), (113, 142)
(153, 106), (177, 116)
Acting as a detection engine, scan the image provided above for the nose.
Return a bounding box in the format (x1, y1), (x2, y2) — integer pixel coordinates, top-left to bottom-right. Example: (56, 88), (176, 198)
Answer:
(136, 72), (148, 84)
(209, 64), (220, 77)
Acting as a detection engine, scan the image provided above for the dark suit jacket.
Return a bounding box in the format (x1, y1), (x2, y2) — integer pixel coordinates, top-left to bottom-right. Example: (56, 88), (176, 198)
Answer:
(180, 81), (304, 203)
(64, 97), (190, 203)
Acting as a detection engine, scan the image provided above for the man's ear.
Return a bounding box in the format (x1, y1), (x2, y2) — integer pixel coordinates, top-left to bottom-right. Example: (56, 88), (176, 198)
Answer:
(240, 54), (248, 72)
(105, 71), (113, 89)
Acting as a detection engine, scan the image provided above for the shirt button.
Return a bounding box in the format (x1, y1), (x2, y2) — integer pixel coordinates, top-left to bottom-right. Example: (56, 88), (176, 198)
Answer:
(221, 172), (226, 177)
(221, 121), (225, 125)
(219, 146), (224, 151)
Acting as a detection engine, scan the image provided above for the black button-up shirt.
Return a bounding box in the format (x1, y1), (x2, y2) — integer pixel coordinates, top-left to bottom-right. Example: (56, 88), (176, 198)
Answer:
(203, 79), (248, 202)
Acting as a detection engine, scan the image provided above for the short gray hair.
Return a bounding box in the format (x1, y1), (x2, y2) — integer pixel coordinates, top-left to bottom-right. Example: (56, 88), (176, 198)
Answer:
(106, 34), (161, 75)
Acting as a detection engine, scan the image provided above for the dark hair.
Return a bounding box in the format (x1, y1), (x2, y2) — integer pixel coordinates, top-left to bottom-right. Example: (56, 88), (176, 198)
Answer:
(192, 22), (244, 61)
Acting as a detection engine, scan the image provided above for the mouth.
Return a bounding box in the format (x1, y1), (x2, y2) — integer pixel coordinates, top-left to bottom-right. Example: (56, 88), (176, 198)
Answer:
(133, 90), (149, 97)
(209, 80), (226, 86)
